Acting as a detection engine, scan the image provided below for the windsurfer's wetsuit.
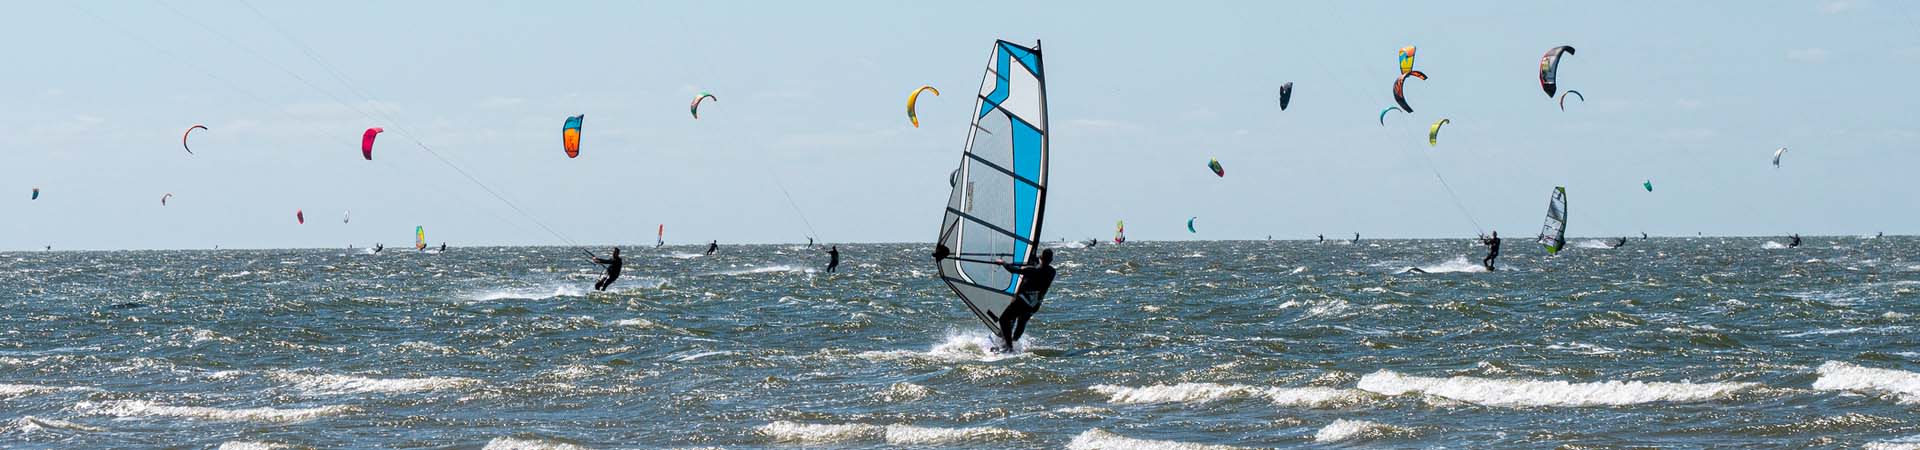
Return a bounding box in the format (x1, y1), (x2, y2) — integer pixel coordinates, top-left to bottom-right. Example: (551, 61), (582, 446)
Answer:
(999, 252), (1056, 352)
(825, 246), (840, 273)
(591, 250), (623, 291)
(1482, 235), (1502, 271)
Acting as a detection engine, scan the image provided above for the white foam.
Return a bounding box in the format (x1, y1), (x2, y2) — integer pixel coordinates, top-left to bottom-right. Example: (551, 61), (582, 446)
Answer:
(855, 330), (1031, 362)
(876, 382), (933, 403)
(1812, 361), (1920, 404)
(756, 421), (1024, 445)
(1762, 241), (1789, 249)
(0, 383), (71, 398)
(882, 424), (1026, 445)
(1089, 383), (1370, 408)
(272, 371), (479, 395)
(6, 416), (104, 433)
(470, 285), (585, 301)
(1356, 370), (1756, 407)
(1409, 256), (1489, 274)
(78, 400), (356, 423)
(1065, 428), (1251, 450)
(1867, 435), (1920, 450)
(481, 436), (590, 450)
(1313, 419), (1415, 443)
(1574, 239), (1616, 249)
(667, 252), (705, 259)
(707, 265), (812, 276)
(216, 442), (291, 450)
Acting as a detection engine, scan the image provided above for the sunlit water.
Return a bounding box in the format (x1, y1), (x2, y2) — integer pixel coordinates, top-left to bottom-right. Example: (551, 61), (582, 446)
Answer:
(2, 237), (1918, 448)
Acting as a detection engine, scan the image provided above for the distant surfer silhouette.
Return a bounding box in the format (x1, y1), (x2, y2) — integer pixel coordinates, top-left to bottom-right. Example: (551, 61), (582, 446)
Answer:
(1318, 234), (1325, 244)
(373, 243), (383, 253)
(1481, 231), (1502, 271)
(1610, 237), (1627, 248)
(705, 240), (718, 255)
(590, 247), (623, 291)
(825, 245), (840, 273)
(1788, 234), (1802, 248)
(1351, 233), (1360, 244)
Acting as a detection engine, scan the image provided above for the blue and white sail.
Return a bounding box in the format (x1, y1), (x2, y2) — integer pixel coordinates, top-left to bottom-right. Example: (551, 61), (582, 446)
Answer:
(935, 40), (1049, 334)
(1539, 186), (1568, 255)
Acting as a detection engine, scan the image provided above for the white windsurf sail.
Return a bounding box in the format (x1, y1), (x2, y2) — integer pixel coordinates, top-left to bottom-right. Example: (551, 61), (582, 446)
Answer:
(935, 40), (1049, 334)
(1539, 186), (1567, 254)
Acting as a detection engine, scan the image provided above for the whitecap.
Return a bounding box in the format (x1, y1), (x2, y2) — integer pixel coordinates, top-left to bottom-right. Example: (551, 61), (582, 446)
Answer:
(1356, 370), (1756, 407)
(1812, 361), (1920, 404)
(1065, 428), (1252, 450)
(78, 400), (356, 423)
(1313, 419), (1415, 443)
(482, 436), (590, 450)
(272, 371), (479, 395)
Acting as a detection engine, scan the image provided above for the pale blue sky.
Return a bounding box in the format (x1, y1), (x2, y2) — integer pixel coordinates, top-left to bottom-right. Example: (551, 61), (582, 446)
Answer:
(2, 1), (1914, 249)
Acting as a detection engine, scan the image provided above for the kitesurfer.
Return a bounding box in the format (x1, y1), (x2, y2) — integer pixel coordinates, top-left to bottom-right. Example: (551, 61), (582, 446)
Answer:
(1642, 232), (1649, 240)
(1481, 231), (1502, 271)
(996, 249), (1056, 353)
(1788, 234), (1802, 248)
(705, 240), (719, 255)
(439, 243), (447, 252)
(590, 247), (623, 291)
(1352, 233), (1360, 244)
(825, 245), (840, 273)
(1610, 237), (1627, 248)
(1318, 234), (1325, 244)
(808, 237), (815, 248)
(373, 243), (383, 253)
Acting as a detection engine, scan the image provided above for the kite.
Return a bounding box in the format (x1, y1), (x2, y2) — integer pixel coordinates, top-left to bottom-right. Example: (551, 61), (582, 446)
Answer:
(907, 85), (940, 127)
(1643, 180), (1653, 192)
(1379, 106), (1403, 126)
(1277, 82), (1294, 110)
(1208, 158), (1225, 177)
(1558, 90), (1584, 111)
(1429, 118), (1450, 146)
(1399, 45), (1417, 75)
(690, 91), (718, 119)
(361, 128), (383, 160)
(562, 115), (583, 158)
(1772, 147), (1786, 168)
(296, 209), (305, 224)
(1394, 70), (1428, 113)
(182, 124), (208, 154)
(1187, 217), (1198, 233)
(161, 193), (173, 206)
(1540, 45), (1576, 97)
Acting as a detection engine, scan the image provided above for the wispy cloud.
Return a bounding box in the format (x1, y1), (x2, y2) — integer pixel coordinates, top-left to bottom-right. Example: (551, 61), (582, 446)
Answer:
(1786, 48), (1830, 63)
(1819, 0), (1862, 14)
(475, 96), (525, 109)
(1661, 127), (1718, 141)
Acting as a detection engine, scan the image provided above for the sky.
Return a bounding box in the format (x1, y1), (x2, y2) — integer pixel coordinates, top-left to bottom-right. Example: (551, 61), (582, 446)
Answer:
(1, 1), (1916, 250)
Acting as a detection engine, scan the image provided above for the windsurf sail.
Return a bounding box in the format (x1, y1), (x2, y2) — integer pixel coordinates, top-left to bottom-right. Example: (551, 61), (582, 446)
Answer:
(657, 224), (665, 246)
(415, 226), (427, 250)
(934, 40), (1049, 336)
(1113, 220), (1126, 244)
(1539, 186), (1567, 254)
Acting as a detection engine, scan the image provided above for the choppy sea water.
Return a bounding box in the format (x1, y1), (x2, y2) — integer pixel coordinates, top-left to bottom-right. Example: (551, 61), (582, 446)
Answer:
(2, 237), (1919, 448)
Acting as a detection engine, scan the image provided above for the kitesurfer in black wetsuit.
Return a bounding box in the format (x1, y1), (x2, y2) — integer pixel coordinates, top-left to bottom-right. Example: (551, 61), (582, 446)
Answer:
(1788, 234), (1802, 248)
(1642, 232), (1649, 240)
(1318, 234), (1325, 244)
(590, 247), (622, 291)
(1481, 231), (1502, 271)
(439, 243), (447, 252)
(1352, 233), (1360, 244)
(1611, 237), (1628, 248)
(825, 245), (840, 273)
(373, 243), (383, 253)
(996, 249), (1056, 353)
(705, 241), (718, 255)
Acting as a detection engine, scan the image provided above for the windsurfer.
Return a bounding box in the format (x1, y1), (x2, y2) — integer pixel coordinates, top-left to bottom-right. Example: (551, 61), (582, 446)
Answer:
(996, 249), (1056, 353)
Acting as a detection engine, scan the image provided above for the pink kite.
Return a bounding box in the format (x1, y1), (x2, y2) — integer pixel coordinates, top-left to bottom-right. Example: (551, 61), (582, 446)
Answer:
(361, 127), (384, 160)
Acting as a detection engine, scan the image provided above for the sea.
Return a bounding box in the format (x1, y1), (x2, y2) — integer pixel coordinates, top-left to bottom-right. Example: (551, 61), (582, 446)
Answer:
(2, 236), (1918, 449)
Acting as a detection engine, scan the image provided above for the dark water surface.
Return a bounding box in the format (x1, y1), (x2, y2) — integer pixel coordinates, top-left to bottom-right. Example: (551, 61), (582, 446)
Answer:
(3, 237), (1919, 449)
